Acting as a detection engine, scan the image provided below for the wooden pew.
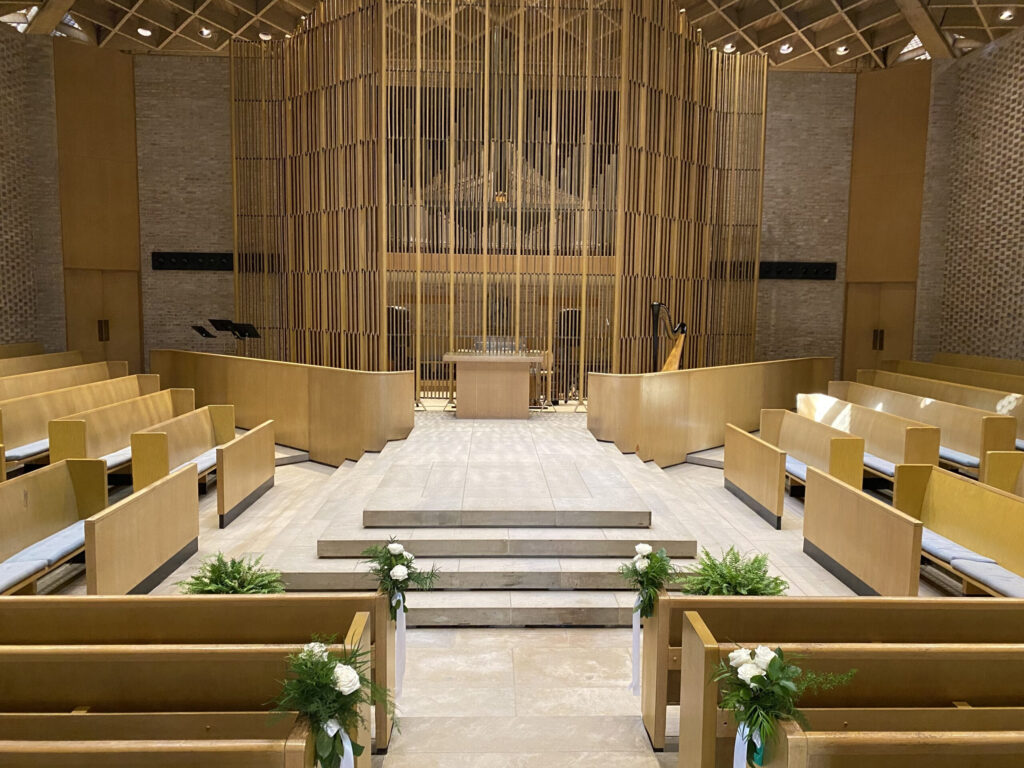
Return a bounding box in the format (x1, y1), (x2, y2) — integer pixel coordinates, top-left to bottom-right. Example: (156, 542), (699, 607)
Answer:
(934, 352), (1024, 377)
(723, 410), (863, 528)
(797, 392), (939, 482)
(131, 405), (275, 527)
(0, 351), (83, 378)
(0, 342), (44, 359)
(880, 359), (1024, 399)
(638, 595), (1024, 752)
(0, 374), (160, 477)
(803, 467), (921, 596)
(894, 464), (1024, 597)
(755, 708), (1024, 768)
(0, 593), (393, 753)
(0, 711), (312, 768)
(680, 613), (1024, 768)
(0, 616), (372, 767)
(0, 593), (395, 751)
(0, 459), (106, 595)
(0, 361), (129, 401)
(859, 368), (1024, 450)
(49, 389), (196, 474)
(828, 381), (1016, 476)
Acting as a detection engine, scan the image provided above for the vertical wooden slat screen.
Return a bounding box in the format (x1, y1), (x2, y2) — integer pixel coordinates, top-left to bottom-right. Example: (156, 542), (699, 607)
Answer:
(231, 0), (766, 402)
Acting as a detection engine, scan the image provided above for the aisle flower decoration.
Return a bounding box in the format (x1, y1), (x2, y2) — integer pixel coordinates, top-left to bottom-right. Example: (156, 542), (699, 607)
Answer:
(618, 543), (685, 695)
(715, 645), (855, 767)
(362, 537), (440, 696)
(275, 638), (392, 768)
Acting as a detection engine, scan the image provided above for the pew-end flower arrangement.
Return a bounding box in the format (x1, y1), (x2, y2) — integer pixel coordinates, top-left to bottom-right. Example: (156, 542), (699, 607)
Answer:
(178, 552), (285, 594)
(362, 537), (440, 619)
(618, 543), (683, 618)
(275, 639), (391, 768)
(715, 645), (855, 767)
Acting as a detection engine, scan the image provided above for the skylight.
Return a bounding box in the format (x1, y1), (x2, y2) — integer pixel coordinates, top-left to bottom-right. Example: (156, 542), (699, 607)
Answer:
(0, 5), (38, 33)
(901, 35), (931, 60)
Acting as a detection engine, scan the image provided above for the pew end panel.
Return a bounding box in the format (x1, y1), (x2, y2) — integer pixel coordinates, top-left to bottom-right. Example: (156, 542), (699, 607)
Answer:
(130, 431), (171, 491)
(137, 374), (161, 396)
(85, 464), (200, 595)
(640, 590), (677, 751)
(216, 420), (276, 527)
(678, 611), (720, 768)
(723, 424), (786, 529)
(904, 426), (942, 465)
(47, 419), (87, 465)
(979, 415), (1019, 477)
(803, 467), (922, 596)
(982, 450), (1024, 497)
(826, 436), (866, 490)
(207, 404), (238, 446)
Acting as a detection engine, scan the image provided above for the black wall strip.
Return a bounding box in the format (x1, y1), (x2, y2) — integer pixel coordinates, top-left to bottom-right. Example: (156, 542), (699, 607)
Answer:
(152, 252), (233, 271)
(758, 261), (837, 281)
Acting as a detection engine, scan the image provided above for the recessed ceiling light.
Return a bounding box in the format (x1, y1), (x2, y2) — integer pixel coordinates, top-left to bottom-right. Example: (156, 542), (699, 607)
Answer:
(836, 44), (849, 56)
(137, 26), (152, 37)
(999, 9), (1014, 20)
(258, 31), (272, 41)
(779, 42), (793, 54)
(723, 42), (736, 53)
(199, 27), (212, 38)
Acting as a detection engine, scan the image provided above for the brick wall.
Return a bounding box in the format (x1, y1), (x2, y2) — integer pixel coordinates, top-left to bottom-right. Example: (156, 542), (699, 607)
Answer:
(756, 70), (856, 374)
(134, 55), (235, 366)
(0, 28), (64, 351)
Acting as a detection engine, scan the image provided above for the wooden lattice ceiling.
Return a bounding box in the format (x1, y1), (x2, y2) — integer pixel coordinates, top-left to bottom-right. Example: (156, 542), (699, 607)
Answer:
(0, 0), (1021, 65)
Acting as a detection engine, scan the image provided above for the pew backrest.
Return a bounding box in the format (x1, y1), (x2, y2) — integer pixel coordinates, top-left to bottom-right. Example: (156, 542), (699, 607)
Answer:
(132, 405), (236, 488)
(830, 380), (1016, 473)
(760, 409), (863, 485)
(0, 460), (108, 562)
(798, 392), (939, 467)
(0, 351), (82, 378)
(934, 352), (1024, 377)
(0, 362), (129, 401)
(50, 388), (195, 464)
(894, 464), (1024, 576)
(881, 359), (1024, 398)
(0, 342), (44, 359)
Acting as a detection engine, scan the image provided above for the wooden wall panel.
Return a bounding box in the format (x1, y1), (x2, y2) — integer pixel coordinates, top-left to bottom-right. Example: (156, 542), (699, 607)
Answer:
(231, 1), (766, 401)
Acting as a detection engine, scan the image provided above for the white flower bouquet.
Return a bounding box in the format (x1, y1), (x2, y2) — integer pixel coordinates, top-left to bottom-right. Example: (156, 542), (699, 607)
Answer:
(362, 537), (440, 620)
(618, 543), (684, 618)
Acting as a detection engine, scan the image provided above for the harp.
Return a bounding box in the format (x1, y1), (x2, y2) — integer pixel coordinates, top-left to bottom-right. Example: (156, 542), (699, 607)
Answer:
(651, 302), (687, 372)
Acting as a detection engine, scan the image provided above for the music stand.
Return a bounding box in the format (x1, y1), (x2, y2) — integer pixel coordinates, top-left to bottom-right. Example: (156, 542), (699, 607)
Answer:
(233, 323), (261, 339)
(209, 319), (236, 333)
(192, 325), (216, 338)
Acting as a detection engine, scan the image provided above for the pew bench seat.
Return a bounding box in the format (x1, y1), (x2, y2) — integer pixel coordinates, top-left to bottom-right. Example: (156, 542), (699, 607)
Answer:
(172, 447), (218, 477)
(6, 520), (85, 567)
(784, 455), (807, 482)
(4, 437), (49, 463)
(920, 529), (995, 565)
(863, 452), (896, 477)
(951, 559), (1024, 598)
(0, 560), (49, 594)
(1016, 438), (1024, 451)
(100, 446), (133, 470)
(939, 445), (980, 469)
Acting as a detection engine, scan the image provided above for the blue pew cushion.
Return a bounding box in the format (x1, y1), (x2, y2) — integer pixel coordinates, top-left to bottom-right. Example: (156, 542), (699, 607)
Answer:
(4, 438), (50, 462)
(172, 447), (217, 477)
(938, 445), (980, 469)
(863, 452), (895, 478)
(1016, 438), (1024, 452)
(7, 521), (85, 567)
(950, 558), (1024, 598)
(785, 456), (808, 483)
(101, 446), (132, 470)
(0, 559), (48, 593)
(921, 528), (996, 565)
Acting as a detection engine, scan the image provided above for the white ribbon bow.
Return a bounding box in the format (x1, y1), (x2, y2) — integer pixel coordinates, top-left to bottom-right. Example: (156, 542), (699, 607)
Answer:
(323, 719), (355, 768)
(734, 721), (763, 768)
(392, 591), (406, 698)
(630, 596), (641, 696)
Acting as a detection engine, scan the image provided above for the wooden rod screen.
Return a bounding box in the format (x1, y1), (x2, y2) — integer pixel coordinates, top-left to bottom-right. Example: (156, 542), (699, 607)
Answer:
(231, 0), (767, 402)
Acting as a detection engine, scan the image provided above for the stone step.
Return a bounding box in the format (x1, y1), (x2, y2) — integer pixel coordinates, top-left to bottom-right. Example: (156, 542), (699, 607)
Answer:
(404, 590), (641, 627)
(280, 557), (663, 591)
(362, 506), (651, 528)
(316, 527), (697, 559)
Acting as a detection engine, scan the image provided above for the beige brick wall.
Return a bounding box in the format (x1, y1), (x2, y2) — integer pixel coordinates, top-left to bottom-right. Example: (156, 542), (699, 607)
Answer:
(756, 71), (856, 375)
(135, 55), (236, 368)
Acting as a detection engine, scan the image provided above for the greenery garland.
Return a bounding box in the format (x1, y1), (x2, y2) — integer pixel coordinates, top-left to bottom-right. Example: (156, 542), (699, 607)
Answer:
(714, 645), (855, 766)
(617, 544), (684, 618)
(679, 546), (789, 596)
(275, 637), (392, 768)
(362, 537), (440, 620)
(177, 552), (285, 594)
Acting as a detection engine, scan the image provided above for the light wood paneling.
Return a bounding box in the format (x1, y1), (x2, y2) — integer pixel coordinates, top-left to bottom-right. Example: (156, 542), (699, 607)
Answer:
(723, 424), (786, 522)
(0, 362), (128, 401)
(86, 465), (199, 595)
(217, 420), (276, 524)
(64, 269), (144, 374)
(588, 356), (833, 467)
(882, 359), (1024, 394)
(934, 353), (1024, 377)
(0, 343), (44, 359)
(0, 352), (83, 378)
(842, 282), (916, 379)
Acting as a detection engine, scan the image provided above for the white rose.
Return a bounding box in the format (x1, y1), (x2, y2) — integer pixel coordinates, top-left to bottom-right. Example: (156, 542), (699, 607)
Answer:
(728, 648), (753, 669)
(736, 662), (763, 688)
(333, 663), (361, 695)
(301, 641), (329, 661)
(635, 543), (653, 556)
(387, 542), (405, 556)
(390, 564), (409, 582)
(753, 645), (776, 671)
(635, 557), (649, 573)
(404, 552), (415, 562)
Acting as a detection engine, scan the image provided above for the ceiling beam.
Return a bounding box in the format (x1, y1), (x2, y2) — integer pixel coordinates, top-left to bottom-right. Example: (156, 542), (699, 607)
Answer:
(893, 0), (955, 57)
(24, 0), (76, 34)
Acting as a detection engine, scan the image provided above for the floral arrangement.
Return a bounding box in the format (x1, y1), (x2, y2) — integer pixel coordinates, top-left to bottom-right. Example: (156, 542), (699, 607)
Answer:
(275, 638), (391, 768)
(715, 645), (855, 766)
(178, 552), (285, 594)
(618, 543), (684, 618)
(361, 537), (440, 620)
(679, 547), (788, 596)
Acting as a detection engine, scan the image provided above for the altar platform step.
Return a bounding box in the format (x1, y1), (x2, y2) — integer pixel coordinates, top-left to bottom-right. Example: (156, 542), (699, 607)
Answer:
(361, 506), (650, 528)
(405, 590), (643, 627)
(316, 527), (697, 559)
